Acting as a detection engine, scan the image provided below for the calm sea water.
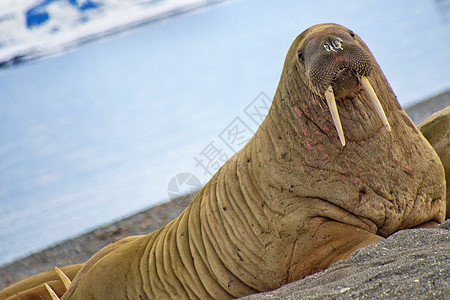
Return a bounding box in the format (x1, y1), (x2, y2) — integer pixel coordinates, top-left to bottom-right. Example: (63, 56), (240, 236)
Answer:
(0, 0), (449, 266)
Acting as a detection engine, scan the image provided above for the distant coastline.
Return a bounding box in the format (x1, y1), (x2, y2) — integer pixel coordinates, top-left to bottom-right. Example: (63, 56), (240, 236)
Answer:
(0, 0), (228, 68)
(404, 90), (450, 124)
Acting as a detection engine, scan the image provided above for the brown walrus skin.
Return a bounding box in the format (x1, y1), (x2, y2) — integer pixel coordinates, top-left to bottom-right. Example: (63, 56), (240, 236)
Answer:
(1, 23), (446, 300)
(419, 106), (450, 219)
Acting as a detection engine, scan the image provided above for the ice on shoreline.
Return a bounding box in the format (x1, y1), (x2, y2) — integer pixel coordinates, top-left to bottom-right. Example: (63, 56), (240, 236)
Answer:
(0, 0), (227, 67)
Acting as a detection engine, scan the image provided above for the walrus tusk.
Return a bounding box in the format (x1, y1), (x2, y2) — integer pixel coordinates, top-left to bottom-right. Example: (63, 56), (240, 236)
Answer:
(55, 267), (72, 289)
(359, 76), (391, 131)
(43, 267), (71, 300)
(44, 283), (60, 300)
(324, 86), (346, 146)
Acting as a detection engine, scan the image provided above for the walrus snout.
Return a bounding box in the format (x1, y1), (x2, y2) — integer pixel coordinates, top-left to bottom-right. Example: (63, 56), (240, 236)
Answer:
(331, 68), (359, 98)
(304, 32), (372, 96)
(300, 28), (391, 146)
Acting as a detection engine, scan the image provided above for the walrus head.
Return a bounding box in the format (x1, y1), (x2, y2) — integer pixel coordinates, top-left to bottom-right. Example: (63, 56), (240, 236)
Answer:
(294, 24), (390, 146)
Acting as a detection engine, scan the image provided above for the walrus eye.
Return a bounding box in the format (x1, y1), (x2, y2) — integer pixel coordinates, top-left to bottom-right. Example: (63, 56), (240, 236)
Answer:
(349, 30), (355, 39)
(297, 49), (304, 62)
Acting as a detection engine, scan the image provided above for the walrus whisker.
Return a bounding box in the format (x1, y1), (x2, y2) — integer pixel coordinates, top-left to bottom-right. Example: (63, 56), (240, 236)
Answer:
(55, 267), (72, 289)
(44, 283), (60, 300)
(324, 86), (346, 146)
(359, 76), (391, 131)
(311, 90), (326, 112)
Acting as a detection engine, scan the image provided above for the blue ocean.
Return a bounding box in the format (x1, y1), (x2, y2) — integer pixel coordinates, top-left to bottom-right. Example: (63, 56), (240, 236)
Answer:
(0, 0), (449, 267)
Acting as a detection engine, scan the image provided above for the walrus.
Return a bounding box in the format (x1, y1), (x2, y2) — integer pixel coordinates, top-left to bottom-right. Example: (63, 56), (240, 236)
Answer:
(418, 106), (450, 219)
(1, 23), (446, 300)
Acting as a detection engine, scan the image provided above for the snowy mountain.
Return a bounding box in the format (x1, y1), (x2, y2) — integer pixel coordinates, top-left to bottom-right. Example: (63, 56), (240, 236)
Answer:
(0, 0), (226, 67)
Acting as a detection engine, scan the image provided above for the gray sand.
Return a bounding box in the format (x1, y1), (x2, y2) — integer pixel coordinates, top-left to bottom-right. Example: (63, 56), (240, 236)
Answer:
(0, 91), (449, 298)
